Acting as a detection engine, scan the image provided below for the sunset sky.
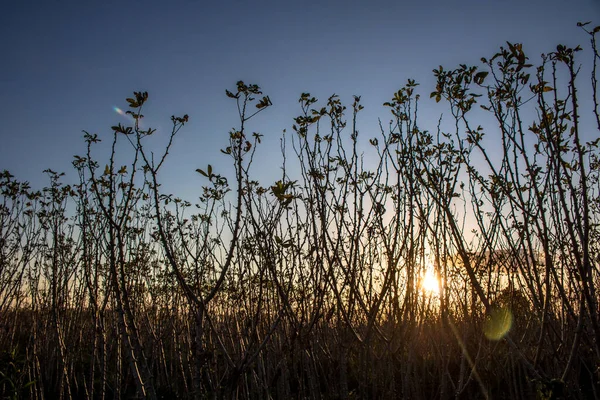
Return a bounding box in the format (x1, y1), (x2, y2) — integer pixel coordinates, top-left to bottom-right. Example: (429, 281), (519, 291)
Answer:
(1, 0), (598, 198)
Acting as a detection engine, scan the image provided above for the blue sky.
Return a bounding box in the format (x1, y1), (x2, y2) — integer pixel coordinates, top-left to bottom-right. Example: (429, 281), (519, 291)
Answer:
(1, 0), (598, 198)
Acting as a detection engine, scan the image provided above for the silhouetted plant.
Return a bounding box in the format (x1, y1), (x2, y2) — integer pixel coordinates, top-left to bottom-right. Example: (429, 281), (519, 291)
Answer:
(0, 22), (599, 400)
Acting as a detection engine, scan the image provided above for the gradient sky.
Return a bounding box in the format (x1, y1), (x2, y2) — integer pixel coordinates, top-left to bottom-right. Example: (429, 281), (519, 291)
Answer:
(1, 0), (599, 198)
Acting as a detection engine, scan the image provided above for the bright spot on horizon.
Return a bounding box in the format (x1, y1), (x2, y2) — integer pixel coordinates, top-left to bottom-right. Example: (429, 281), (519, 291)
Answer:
(420, 269), (441, 295)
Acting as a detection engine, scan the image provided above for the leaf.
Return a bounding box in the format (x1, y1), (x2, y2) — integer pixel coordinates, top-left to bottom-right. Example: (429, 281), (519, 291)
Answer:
(507, 41), (516, 54)
(23, 381), (36, 389)
(542, 86), (554, 92)
(256, 96), (272, 109)
(474, 71), (489, 85)
(252, 132), (263, 143)
(104, 165), (111, 176)
(196, 169), (208, 177)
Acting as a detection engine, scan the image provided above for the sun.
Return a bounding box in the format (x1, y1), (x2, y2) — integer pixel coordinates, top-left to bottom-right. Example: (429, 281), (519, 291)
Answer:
(420, 269), (441, 295)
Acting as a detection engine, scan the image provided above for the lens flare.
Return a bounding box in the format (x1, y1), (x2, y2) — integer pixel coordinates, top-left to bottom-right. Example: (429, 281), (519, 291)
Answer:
(483, 307), (513, 340)
(113, 106), (137, 125)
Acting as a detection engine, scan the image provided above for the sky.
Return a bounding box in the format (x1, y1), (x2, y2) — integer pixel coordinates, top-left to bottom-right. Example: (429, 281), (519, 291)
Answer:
(1, 0), (599, 199)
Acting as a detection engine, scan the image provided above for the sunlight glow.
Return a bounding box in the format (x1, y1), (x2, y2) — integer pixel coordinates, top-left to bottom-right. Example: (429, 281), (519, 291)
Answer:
(420, 269), (441, 295)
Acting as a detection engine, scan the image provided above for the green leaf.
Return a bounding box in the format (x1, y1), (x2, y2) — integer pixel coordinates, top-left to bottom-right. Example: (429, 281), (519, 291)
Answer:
(196, 169), (208, 177)
(23, 381), (36, 389)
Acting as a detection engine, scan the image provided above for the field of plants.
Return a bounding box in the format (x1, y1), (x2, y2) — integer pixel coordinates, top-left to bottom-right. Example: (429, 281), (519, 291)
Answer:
(1, 24), (599, 399)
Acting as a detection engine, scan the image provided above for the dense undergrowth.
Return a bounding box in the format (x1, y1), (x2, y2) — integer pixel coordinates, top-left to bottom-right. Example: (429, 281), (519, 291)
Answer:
(1, 23), (600, 399)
